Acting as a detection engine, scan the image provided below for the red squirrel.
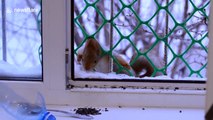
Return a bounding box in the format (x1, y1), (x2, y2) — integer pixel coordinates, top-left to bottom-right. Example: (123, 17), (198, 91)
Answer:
(81, 38), (102, 71)
(77, 38), (162, 77)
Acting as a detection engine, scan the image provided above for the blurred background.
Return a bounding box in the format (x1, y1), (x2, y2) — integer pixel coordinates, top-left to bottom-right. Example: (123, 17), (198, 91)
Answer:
(0, 0), (41, 79)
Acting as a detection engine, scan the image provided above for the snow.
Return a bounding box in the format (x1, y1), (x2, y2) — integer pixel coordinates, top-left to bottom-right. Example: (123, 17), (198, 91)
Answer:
(74, 61), (161, 80)
(74, 61), (206, 81)
(75, 62), (136, 79)
(0, 60), (41, 78)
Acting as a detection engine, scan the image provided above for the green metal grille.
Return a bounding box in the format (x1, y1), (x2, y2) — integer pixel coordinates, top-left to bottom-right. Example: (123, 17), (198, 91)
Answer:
(37, 0), (42, 64)
(74, 0), (210, 78)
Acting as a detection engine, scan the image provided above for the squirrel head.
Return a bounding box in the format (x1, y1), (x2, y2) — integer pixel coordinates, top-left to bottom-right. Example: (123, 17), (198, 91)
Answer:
(82, 38), (102, 71)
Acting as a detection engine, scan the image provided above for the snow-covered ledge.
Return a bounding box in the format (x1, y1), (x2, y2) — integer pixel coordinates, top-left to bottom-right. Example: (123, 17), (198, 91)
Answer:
(0, 61), (41, 79)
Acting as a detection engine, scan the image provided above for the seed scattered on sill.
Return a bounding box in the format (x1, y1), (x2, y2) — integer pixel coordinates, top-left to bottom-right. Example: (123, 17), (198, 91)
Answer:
(159, 87), (164, 90)
(179, 110), (182, 113)
(142, 108), (145, 110)
(174, 87), (179, 91)
(104, 108), (109, 112)
(75, 107), (101, 115)
(120, 86), (126, 90)
(111, 86), (117, 89)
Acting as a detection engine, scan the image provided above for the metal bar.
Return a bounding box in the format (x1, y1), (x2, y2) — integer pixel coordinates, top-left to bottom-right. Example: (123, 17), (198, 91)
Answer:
(164, 0), (169, 75)
(1, 0), (7, 61)
(109, 0), (114, 72)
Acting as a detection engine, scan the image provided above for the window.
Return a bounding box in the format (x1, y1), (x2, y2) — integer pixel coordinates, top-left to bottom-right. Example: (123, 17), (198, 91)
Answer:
(71, 0), (210, 83)
(0, 0), (42, 81)
(67, 0), (208, 108)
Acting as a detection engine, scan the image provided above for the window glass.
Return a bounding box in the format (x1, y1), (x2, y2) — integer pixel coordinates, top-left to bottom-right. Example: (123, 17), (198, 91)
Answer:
(0, 0), (42, 81)
(72, 0), (209, 82)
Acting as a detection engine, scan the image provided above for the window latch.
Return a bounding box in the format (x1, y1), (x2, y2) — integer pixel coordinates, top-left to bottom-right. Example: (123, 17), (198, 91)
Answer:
(65, 48), (69, 64)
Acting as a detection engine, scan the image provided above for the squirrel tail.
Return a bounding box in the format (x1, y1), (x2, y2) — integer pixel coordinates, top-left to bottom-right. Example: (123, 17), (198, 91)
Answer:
(130, 55), (154, 78)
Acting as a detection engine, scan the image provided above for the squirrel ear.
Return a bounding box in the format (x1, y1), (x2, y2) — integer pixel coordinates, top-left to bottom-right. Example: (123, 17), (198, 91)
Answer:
(86, 38), (102, 55)
(86, 38), (97, 48)
(85, 38), (93, 47)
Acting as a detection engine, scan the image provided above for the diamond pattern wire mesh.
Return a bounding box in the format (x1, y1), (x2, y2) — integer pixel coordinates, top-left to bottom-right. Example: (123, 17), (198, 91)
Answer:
(74, 0), (210, 79)
(37, 0), (42, 64)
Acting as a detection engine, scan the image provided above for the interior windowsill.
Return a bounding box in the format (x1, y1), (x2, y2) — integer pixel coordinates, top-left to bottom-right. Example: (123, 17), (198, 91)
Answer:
(0, 105), (205, 120)
(49, 105), (205, 120)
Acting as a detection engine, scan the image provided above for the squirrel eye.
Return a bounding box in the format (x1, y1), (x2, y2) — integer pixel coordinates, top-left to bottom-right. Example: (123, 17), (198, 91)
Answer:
(94, 60), (97, 63)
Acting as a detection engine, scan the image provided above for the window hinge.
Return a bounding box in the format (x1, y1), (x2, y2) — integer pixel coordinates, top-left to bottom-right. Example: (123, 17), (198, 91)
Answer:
(65, 48), (69, 64)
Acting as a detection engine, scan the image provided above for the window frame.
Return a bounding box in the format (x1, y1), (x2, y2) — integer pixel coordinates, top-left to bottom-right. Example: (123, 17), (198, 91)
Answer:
(0, 0), (68, 104)
(71, 0), (209, 81)
(0, 0), (208, 109)
(206, 1), (213, 114)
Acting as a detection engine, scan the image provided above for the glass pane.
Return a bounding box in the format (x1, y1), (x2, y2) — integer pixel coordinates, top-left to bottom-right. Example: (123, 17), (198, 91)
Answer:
(0, 0), (42, 81)
(71, 0), (210, 82)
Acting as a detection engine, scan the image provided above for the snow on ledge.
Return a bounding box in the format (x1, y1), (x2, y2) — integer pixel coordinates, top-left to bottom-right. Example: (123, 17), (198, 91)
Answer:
(0, 60), (42, 78)
(74, 63), (206, 81)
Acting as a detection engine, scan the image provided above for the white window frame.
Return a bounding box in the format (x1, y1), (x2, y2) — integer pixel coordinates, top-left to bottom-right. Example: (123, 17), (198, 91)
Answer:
(0, 0), (208, 109)
(206, 1), (213, 114)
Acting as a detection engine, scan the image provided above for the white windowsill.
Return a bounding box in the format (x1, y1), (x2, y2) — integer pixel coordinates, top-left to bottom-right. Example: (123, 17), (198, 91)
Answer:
(48, 106), (205, 120)
(65, 87), (206, 108)
(1, 105), (205, 120)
